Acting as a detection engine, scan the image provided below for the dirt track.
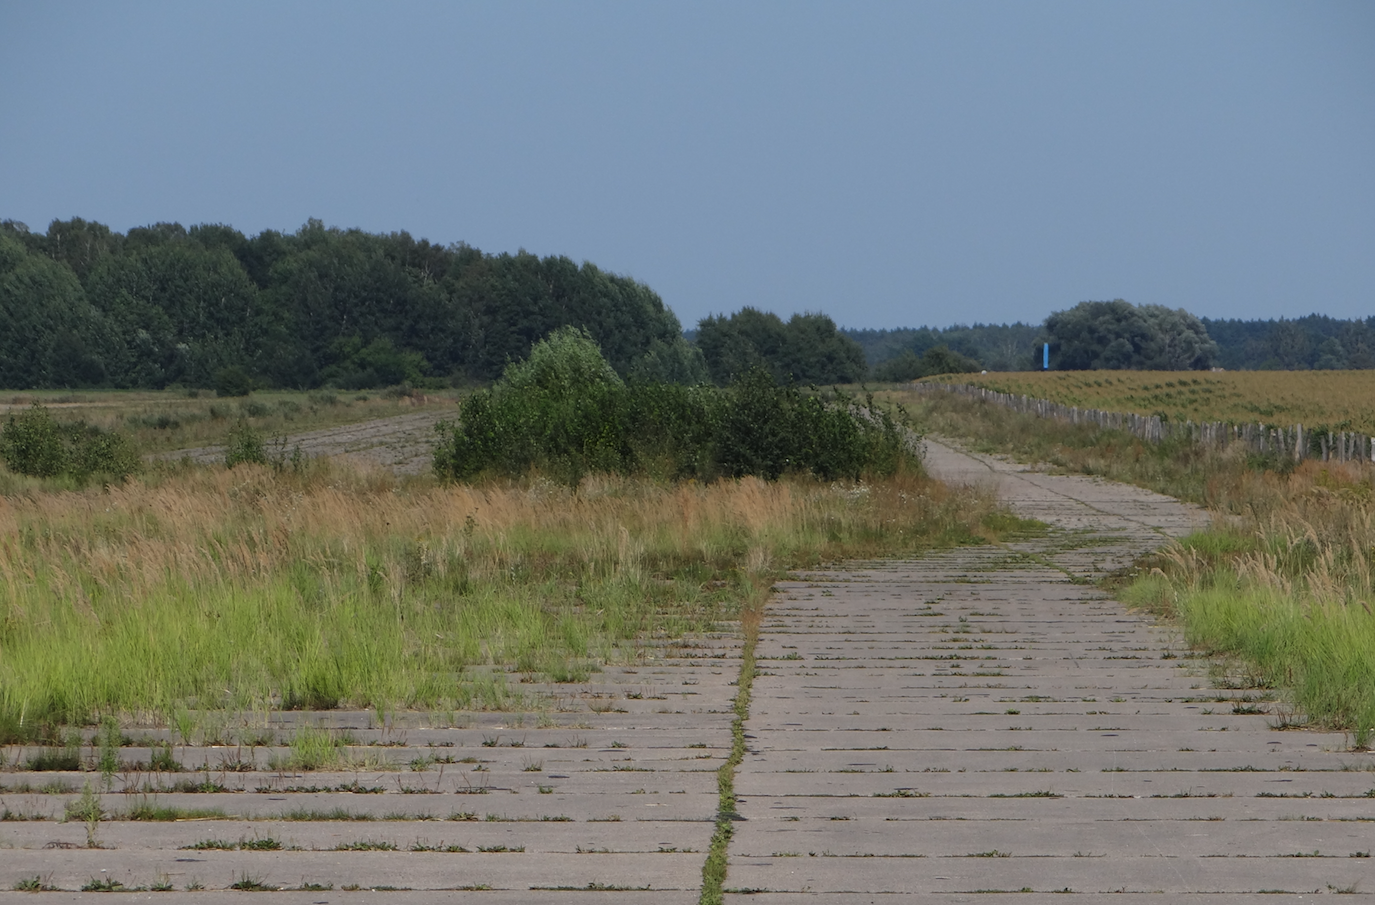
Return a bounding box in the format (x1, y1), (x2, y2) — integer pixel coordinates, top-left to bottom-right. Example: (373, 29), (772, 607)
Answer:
(156, 410), (451, 475)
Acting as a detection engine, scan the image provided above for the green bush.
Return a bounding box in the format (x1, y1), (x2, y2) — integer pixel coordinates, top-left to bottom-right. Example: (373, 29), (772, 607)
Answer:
(213, 366), (254, 397)
(435, 329), (917, 485)
(0, 404), (65, 477)
(224, 419), (266, 468)
(0, 404), (140, 480)
(71, 428), (142, 479)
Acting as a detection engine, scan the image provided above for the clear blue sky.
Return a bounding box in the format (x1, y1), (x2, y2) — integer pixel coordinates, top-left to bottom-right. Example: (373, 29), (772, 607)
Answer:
(2, 1), (1371, 330)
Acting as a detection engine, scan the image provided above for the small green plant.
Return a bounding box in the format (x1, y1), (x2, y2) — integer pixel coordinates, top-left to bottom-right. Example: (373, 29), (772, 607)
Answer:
(80, 877), (125, 892)
(229, 874), (275, 891)
(13, 876), (55, 892)
(148, 742), (180, 773)
(64, 781), (105, 848)
(240, 836), (283, 851)
(97, 716), (121, 791)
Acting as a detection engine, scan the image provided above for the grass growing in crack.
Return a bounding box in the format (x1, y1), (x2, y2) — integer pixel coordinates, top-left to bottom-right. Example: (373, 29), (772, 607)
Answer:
(123, 800), (227, 821)
(183, 836), (281, 851)
(335, 839), (398, 851)
(64, 781), (104, 848)
(277, 807), (375, 822)
(269, 726), (357, 771)
(699, 581), (763, 905)
(228, 874), (277, 891)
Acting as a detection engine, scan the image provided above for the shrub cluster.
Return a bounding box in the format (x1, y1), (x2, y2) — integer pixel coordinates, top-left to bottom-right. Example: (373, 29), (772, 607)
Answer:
(434, 328), (917, 485)
(223, 418), (306, 473)
(0, 404), (140, 480)
(213, 366), (254, 397)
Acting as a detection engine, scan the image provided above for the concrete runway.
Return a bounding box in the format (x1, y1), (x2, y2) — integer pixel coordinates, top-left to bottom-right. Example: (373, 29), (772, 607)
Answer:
(724, 438), (1375, 901)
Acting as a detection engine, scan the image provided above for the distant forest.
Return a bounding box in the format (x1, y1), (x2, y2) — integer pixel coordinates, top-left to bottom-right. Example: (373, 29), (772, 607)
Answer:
(2, 216), (1372, 391)
(0, 217), (688, 390)
(848, 313), (1375, 374)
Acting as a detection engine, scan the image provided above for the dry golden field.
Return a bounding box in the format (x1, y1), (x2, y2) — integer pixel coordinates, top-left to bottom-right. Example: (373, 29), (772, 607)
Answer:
(921, 370), (1375, 431)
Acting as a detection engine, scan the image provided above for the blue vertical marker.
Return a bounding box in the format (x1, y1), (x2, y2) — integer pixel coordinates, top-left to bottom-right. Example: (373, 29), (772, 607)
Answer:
(1043, 343), (1049, 371)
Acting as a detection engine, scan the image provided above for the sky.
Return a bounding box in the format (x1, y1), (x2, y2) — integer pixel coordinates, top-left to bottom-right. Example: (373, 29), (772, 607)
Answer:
(2, 1), (1372, 331)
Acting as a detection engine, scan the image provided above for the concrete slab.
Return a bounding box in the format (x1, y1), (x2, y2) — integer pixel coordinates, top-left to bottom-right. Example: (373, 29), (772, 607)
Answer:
(0, 818), (713, 854)
(725, 854), (1375, 894)
(730, 818), (1375, 858)
(0, 895), (700, 905)
(0, 616), (739, 899)
(722, 438), (1366, 898)
(0, 849), (705, 893)
(726, 891), (1325, 896)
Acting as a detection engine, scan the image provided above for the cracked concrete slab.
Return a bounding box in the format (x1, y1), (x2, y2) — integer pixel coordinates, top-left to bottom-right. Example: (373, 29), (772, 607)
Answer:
(0, 632), (739, 897)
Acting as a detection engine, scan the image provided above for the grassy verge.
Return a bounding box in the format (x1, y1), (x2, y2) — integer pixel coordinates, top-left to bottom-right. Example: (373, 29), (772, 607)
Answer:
(1118, 460), (1375, 746)
(0, 457), (1008, 742)
(887, 385), (1375, 744)
(879, 385), (1258, 507)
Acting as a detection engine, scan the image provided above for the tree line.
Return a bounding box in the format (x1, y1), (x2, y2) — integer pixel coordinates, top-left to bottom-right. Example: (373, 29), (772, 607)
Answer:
(1201, 314), (1375, 371)
(0, 216), (880, 391)
(0, 217), (687, 390)
(4, 215), (1370, 391)
(849, 304), (1375, 374)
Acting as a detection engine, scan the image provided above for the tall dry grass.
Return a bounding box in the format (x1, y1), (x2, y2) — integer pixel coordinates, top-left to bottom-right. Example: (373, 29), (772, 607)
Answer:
(0, 458), (1004, 740)
(1123, 461), (1375, 744)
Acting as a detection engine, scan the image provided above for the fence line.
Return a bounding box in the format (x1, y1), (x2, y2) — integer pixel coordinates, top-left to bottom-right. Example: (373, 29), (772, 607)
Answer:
(914, 381), (1375, 464)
